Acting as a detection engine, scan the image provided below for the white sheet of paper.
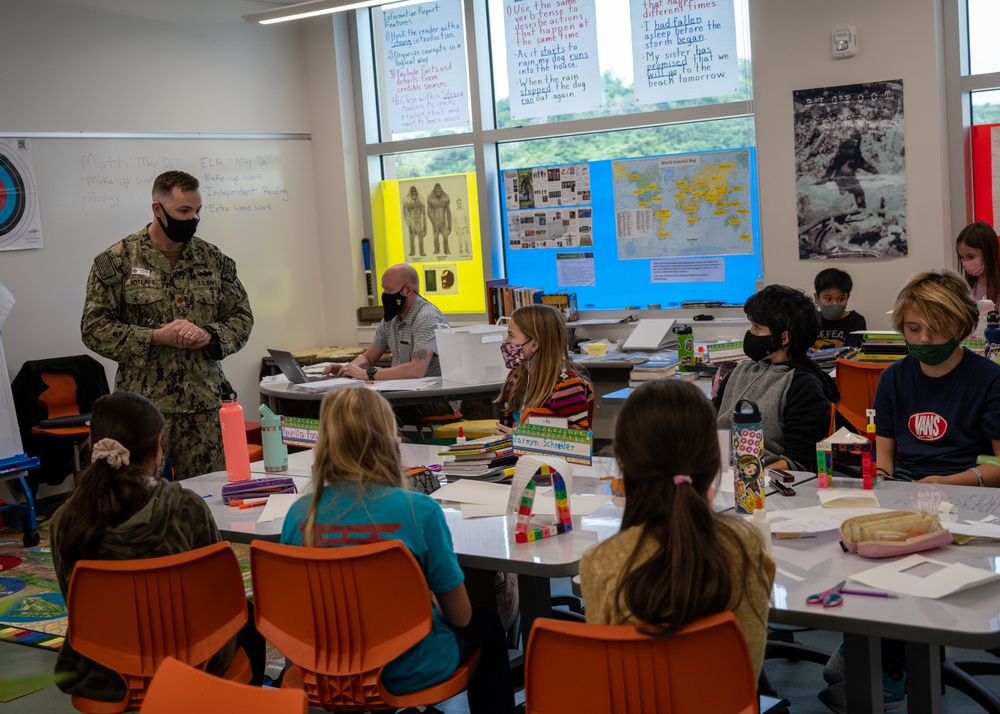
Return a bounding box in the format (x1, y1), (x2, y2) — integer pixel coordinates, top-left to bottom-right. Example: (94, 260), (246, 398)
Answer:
(292, 377), (361, 393)
(819, 488), (880, 509)
(367, 377), (437, 391)
(767, 505), (887, 534)
(945, 521), (1000, 539)
(622, 318), (676, 351)
(431, 480), (511, 506)
(849, 554), (1000, 599)
(460, 493), (610, 519)
(256, 493), (303, 523)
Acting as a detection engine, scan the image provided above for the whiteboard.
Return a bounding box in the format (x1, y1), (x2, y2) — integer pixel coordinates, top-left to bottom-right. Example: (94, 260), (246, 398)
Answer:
(0, 135), (325, 411)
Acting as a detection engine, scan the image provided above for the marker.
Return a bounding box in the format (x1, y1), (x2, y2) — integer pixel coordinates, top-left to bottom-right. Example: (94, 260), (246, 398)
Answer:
(201, 494), (213, 499)
(239, 501), (267, 510)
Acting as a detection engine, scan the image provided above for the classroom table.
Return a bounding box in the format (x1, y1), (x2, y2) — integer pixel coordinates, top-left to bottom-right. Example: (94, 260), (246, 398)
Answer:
(186, 455), (816, 641)
(765, 477), (1000, 714)
(259, 377), (505, 414)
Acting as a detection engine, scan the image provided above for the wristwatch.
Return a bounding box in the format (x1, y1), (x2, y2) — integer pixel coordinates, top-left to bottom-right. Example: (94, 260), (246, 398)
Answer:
(366, 365), (379, 380)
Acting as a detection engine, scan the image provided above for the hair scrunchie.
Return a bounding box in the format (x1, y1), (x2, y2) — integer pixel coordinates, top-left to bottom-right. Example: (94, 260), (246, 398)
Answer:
(91, 438), (131, 469)
(672, 474), (693, 486)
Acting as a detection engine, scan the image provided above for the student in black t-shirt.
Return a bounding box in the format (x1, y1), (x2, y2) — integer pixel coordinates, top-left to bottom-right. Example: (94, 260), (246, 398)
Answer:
(812, 267), (867, 349)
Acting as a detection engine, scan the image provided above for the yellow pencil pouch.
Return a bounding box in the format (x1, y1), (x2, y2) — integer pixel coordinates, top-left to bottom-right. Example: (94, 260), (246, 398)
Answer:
(839, 510), (953, 558)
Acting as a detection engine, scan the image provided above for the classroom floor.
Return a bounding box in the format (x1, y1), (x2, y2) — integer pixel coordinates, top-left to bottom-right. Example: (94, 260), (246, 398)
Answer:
(6, 580), (1000, 713)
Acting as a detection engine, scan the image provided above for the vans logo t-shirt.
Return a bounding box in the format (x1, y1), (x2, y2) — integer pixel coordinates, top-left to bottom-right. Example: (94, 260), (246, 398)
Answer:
(909, 412), (946, 441)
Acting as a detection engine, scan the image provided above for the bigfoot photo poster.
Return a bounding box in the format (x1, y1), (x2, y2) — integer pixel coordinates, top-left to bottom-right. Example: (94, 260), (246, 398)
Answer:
(794, 80), (907, 259)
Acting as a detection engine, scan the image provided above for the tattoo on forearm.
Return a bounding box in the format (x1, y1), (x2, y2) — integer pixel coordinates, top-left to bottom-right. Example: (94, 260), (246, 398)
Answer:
(356, 360), (369, 369)
(412, 349), (428, 362)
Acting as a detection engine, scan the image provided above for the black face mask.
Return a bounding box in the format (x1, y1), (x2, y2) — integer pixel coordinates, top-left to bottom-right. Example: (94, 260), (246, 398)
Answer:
(382, 289), (407, 321)
(156, 204), (199, 244)
(742, 330), (777, 362)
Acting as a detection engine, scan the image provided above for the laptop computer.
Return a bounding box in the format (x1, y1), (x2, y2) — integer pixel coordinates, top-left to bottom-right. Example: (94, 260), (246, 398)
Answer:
(267, 348), (326, 383)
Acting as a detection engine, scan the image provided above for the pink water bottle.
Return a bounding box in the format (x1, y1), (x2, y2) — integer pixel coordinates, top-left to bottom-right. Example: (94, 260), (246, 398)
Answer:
(219, 381), (251, 482)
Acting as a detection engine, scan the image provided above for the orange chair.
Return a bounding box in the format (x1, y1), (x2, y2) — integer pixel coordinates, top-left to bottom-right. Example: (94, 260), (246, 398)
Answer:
(835, 358), (888, 433)
(140, 657), (307, 714)
(250, 539), (480, 711)
(66, 542), (253, 713)
(525, 613), (758, 714)
(31, 369), (92, 473)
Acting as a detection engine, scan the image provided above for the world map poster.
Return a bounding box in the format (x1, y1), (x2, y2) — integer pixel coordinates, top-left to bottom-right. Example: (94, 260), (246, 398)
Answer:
(612, 148), (754, 260)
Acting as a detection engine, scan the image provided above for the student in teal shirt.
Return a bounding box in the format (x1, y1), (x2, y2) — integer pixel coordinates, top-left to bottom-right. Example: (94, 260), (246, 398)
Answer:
(280, 387), (514, 713)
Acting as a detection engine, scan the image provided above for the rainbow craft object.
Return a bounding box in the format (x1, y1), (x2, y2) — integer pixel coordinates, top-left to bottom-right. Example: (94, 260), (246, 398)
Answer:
(514, 464), (573, 543)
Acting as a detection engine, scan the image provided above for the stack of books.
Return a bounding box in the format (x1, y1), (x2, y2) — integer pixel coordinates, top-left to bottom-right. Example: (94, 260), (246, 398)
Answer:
(856, 331), (907, 361)
(628, 353), (680, 387)
(439, 434), (517, 482)
(809, 346), (853, 369)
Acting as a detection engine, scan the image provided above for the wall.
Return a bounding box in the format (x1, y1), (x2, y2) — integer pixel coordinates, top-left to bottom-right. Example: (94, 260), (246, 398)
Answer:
(752, 0), (952, 330)
(0, 0), (346, 412)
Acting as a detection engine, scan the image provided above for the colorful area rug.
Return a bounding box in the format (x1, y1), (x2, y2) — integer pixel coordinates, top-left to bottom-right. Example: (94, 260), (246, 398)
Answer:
(0, 519), (252, 652)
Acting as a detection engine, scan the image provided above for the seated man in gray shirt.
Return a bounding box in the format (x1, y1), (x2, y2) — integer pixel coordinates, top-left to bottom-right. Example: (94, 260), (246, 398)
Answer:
(324, 262), (455, 421)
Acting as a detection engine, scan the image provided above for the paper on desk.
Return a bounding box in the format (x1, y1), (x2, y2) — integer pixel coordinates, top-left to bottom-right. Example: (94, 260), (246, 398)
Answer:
(623, 318), (676, 351)
(367, 377), (437, 392)
(818, 488), (880, 509)
(292, 377), (361, 393)
(460, 494), (610, 519)
(944, 520), (1000, 540)
(849, 554), (1000, 599)
(256, 493), (303, 523)
(431, 480), (511, 506)
(767, 505), (887, 534)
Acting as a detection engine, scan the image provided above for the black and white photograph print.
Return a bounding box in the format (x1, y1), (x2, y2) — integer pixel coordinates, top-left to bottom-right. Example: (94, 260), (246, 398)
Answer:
(793, 79), (907, 260)
(398, 175), (471, 264)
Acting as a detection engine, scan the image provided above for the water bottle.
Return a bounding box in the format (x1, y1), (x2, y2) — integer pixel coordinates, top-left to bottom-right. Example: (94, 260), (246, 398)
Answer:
(259, 404), (288, 473)
(732, 398), (764, 515)
(673, 324), (694, 371)
(986, 311), (1000, 365)
(219, 382), (251, 482)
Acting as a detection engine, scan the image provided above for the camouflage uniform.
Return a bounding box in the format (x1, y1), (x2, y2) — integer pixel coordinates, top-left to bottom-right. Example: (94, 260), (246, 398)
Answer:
(80, 227), (253, 479)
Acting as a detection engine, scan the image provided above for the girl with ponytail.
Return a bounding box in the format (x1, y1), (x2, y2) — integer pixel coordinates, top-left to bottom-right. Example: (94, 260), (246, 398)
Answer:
(50, 391), (262, 700)
(579, 379), (775, 678)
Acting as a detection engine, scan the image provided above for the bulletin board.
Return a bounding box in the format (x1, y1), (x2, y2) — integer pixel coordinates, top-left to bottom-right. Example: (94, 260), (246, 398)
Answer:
(373, 173), (486, 314)
(501, 148), (763, 310)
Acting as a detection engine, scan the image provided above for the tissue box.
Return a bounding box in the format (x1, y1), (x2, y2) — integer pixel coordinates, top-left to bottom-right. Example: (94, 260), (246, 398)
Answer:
(436, 326), (510, 385)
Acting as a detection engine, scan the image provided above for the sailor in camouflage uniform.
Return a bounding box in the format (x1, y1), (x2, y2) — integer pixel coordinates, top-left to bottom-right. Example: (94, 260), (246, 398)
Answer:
(80, 171), (253, 480)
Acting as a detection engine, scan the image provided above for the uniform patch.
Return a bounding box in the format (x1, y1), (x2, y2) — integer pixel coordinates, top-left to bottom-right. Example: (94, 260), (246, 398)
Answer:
(131, 267), (151, 276)
(94, 252), (121, 286)
(221, 256), (236, 284)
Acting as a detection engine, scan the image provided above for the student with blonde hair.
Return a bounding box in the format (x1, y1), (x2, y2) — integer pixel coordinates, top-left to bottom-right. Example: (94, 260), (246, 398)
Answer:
(873, 268), (1000, 484)
(494, 303), (593, 433)
(579, 380), (775, 679)
(281, 388), (515, 714)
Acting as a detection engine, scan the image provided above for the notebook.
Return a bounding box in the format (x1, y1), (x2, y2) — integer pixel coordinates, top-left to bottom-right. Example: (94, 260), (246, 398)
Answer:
(267, 348), (326, 383)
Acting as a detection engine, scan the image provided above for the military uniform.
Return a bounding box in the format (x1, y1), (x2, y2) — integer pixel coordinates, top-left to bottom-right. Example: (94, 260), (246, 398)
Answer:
(81, 227), (253, 479)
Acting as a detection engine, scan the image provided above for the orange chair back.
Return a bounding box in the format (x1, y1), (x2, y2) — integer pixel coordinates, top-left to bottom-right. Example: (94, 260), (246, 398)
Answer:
(525, 613), (759, 714)
(141, 657), (308, 714)
(250, 539), (433, 709)
(835, 358), (887, 433)
(37, 369), (83, 419)
(67, 542), (250, 713)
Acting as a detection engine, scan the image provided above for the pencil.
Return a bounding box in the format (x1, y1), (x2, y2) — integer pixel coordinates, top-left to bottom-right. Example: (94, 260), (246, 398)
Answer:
(840, 589), (898, 598)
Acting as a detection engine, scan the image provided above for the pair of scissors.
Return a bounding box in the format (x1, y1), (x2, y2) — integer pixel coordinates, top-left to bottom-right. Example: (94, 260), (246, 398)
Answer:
(807, 580), (845, 608)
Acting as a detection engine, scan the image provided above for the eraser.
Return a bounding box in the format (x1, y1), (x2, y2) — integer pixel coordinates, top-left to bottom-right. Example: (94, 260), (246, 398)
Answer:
(938, 501), (958, 514)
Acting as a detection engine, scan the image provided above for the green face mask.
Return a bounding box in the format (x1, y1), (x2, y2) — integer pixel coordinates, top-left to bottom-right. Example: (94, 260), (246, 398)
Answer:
(906, 338), (961, 366)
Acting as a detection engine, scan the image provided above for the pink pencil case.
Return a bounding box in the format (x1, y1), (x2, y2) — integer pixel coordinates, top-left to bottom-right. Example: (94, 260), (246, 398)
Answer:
(221, 476), (297, 504)
(839, 510), (953, 558)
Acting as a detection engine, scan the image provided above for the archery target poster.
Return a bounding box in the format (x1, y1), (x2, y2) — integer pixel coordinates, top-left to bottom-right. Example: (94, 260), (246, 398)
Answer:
(0, 139), (43, 251)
